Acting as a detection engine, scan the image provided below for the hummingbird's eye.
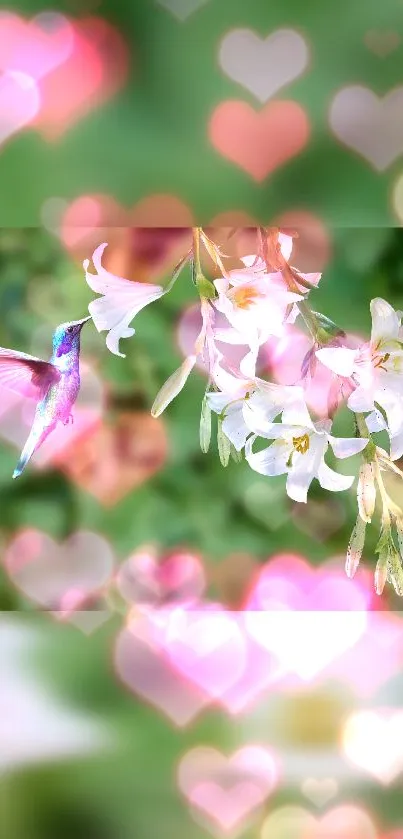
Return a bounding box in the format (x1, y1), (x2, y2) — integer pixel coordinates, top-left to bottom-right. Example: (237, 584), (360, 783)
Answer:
(66, 326), (74, 334)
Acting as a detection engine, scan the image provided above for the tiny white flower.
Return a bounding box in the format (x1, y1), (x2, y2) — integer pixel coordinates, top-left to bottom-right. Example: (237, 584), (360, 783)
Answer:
(206, 359), (304, 452)
(316, 298), (403, 459)
(245, 396), (369, 503)
(84, 242), (165, 357)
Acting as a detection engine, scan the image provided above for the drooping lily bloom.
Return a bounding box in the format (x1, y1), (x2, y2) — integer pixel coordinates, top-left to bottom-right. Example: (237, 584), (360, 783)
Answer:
(207, 358), (307, 452)
(316, 298), (403, 459)
(245, 396), (368, 503)
(84, 243), (165, 357)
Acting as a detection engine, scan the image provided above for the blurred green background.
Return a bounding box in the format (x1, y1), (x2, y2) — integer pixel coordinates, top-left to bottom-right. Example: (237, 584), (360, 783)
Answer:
(1, 226), (403, 839)
(2, 0), (403, 225)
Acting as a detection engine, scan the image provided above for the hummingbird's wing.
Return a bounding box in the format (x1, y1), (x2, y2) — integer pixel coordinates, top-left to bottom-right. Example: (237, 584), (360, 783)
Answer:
(0, 349), (61, 400)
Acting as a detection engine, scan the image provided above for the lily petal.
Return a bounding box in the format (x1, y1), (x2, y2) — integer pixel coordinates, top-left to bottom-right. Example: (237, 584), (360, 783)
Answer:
(347, 386), (375, 413)
(246, 439), (290, 477)
(328, 435), (369, 459)
(317, 460), (354, 492)
(371, 297), (402, 345)
(84, 243), (164, 357)
(316, 347), (358, 377)
(285, 435), (324, 502)
(366, 409), (386, 433)
(281, 395), (314, 429)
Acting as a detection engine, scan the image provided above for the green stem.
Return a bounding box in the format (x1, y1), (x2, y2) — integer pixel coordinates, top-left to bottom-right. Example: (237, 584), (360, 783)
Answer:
(355, 411), (377, 462)
(297, 299), (319, 341)
(355, 412), (370, 439)
(192, 227), (202, 276)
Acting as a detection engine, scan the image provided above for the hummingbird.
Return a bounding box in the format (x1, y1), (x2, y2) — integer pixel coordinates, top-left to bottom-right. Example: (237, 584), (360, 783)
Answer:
(0, 317), (91, 479)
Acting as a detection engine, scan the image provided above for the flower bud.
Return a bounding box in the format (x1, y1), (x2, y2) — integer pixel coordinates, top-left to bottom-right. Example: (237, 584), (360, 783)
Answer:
(387, 543), (403, 597)
(196, 275), (217, 300)
(151, 355), (197, 417)
(217, 417), (231, 467)
(346, 515), (367, 578)
(375, 557), (388, 596)
(375, 522), (391, 595)
(357, 462), (376, 523)
(200, 396), (212, 454)
(395, 518), (403, 558)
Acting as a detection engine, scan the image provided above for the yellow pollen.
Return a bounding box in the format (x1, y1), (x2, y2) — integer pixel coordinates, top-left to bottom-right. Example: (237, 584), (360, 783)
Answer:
(292, 433), (310, 455)
(231, 286), (262, 310)
(373, 352), (391, 371)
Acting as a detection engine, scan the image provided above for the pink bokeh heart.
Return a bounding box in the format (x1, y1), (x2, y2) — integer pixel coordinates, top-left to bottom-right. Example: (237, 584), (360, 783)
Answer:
(4, 528), (114, 632)
(0, 70), (40, 147)
(114, 612), (209, 726)
(164, 604), (247, 701)
(33, 16), (129, 139)
(209, 100), (310, 181)
(116, 548), (205, 608)
(323, 610), (403, 697)
(0, 12), (74, 79)
(178, 745), (279, 834)
(218, 614), (284, 714)
(244, 554), (369, 682)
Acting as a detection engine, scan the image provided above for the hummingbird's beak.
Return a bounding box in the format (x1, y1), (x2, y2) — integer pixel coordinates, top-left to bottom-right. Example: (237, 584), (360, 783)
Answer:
(78, 316), (92, 330)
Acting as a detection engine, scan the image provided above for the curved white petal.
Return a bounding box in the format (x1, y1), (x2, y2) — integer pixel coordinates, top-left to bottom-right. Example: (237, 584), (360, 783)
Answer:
(151, 356), (196, 417)
(347, 386), (375, 413)
(373, 387), (403, 436)
(285, 435), (325, 503)
(222, 405), (250, 451)
(285, 466), (313, 503)
(371, 297), (401, 344)
(213, 327), (248, 346)
(240, 348), (258, 379)
(246, 439), (290, 477)
(243, 383), (298, 436)
(316, 347), (358, 377)
(281, 395), (314, 429)
(366, 409), (386, 433)
(328, 435), (369, 459)
(317, 460), (354, 493)
(390, 428), (403, 461)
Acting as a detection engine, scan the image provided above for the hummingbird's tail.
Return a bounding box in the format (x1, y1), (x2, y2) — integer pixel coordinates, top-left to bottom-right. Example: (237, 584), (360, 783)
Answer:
(13, 424), (55, 479)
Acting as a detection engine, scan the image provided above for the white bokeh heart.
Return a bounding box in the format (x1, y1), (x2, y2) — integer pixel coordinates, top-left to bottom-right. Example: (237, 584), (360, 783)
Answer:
(343, 710), (403, 784)
(219, 28), (309, 103)
(330, 85), (403, 171)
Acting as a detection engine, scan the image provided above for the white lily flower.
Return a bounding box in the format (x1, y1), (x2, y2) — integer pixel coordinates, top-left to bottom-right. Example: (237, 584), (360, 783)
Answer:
(245, 397), (369, 503)
(84, 242), (165, 358)
(316, 298), (403, 459)
(152, 298), (219, 417)
(207, 360), (305, 452)
(213, 256), (303, 358)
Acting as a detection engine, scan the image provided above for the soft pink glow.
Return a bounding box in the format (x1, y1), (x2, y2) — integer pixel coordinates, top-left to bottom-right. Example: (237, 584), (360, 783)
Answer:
(178, 746), (279, 833)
